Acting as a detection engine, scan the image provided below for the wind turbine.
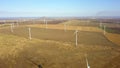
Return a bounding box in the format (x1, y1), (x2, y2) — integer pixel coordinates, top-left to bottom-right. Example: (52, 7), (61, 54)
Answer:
(103, 25), (106, 35)
(99, 20), (102, 28)
(74, 30), (78, 47)
(44, 17), (45, 24)
(43, 17), (48, 29)
(28, 27), (32, 40)
(85, 54), (90, 68)
(45, 19), (48, 29)
(10, 23), (14, 32)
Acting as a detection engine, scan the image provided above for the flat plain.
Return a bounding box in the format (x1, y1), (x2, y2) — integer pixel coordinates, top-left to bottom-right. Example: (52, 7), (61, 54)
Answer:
(0, 19), (120, 68)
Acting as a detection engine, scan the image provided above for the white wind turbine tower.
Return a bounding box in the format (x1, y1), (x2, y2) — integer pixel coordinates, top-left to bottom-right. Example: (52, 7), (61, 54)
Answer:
(74, 30), (78, 47)
(24, 19), (26, 22)
(44, 17), (45, 24)
(95, 11), (104, 29)
(103, 25), (106, 35)
(28, 27), (32, 40)
(99, 20), (102, 28)
(10, 23), (14, 32)
(44, 18), (48, 29)
(45, 19), (48, 29)
(85, 54), (90, 68)
(44, 17), (48, 29)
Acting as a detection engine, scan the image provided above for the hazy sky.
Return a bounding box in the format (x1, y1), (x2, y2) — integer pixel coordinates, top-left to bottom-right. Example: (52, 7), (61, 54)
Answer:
(0, 0), (120, 17)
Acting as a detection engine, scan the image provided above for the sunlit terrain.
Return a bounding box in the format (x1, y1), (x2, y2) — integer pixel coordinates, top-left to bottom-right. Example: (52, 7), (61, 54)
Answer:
(0, 18), (120, 68)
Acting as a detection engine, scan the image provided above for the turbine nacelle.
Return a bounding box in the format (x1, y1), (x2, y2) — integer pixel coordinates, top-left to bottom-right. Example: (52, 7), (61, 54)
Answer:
(74, 30), (78, 34)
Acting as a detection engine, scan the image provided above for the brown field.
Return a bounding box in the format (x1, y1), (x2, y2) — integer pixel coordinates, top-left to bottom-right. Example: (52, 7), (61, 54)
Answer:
(27, 24), (102, 32)
(0, 32), (119, 68)
(0, 19), (120, 68)
(27, 24), (120, 46)
(105, 33), (120, 46)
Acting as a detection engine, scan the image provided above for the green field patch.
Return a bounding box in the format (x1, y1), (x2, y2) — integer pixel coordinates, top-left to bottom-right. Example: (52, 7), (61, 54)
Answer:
(99, 26), (120, 34)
